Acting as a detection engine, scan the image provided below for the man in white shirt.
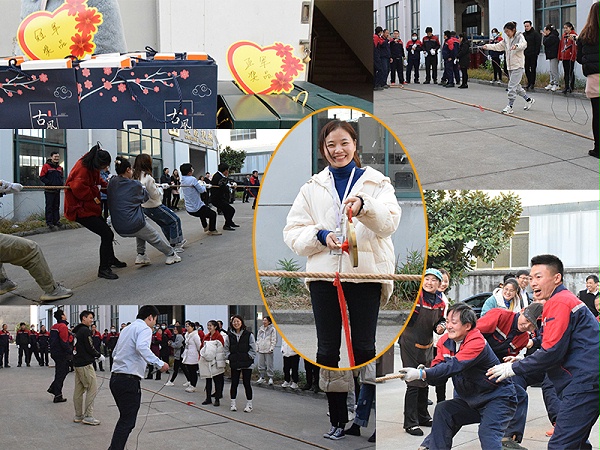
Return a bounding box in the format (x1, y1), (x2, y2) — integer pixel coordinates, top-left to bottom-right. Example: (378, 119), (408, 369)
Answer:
(108, 305), (169, 450)
(516, 269), (532, 307)
(578, 274), (599, 315)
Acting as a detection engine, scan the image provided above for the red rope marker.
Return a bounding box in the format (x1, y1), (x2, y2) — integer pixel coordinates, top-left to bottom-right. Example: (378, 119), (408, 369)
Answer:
(334, 271), (355, 367)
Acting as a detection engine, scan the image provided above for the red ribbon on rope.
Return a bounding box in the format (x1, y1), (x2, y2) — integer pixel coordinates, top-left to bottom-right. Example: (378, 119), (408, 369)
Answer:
(334, 271), (355, 367)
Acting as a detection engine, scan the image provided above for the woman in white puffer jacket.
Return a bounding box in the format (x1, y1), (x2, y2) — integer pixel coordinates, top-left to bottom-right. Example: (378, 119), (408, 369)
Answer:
(199, 320), (226, 406)
(181, 323), (201, 393)
(283, 119), (401, 368)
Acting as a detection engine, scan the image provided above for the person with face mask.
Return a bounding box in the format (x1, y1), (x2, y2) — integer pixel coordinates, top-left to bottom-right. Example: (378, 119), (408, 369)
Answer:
(406, 33), (423, 83)
(488, 28), (505, 84)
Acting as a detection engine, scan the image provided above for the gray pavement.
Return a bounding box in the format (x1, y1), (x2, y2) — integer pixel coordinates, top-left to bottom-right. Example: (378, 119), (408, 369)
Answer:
(374, 73), (599, 189)
(377, 344), (600, 450)
(0, 202), (261, 306)
(0, 348), (375, 449)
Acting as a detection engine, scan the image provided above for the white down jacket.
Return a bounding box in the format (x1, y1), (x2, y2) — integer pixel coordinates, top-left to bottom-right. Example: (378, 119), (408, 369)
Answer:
(181, 330), (201, 365)
(256, 324), (277, 354)
(485, 31), (527, 70)
(283, 166), (401, 301)
(319, 368), (354, 393)
(199, 339), (226, 379)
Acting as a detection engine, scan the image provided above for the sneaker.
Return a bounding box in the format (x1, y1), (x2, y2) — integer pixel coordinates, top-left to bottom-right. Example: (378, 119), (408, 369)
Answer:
(204, 226), (209, 232)
(135, 254), (151, 265)
(496, 80), (502, 85)
(256, 377), (265, 385)
(501, 438), (528, 449)
(207, 230), (222, 236)
(244, 401), (252, 413)
(182, 381), (190, 387)
(502, 105), (514, 115)
(544, 84), (552, 90)
(223, 225), (236, 231)
(290, 382), (299, 389)
(329, 428), (346, 440)
(323, 426), (337, 438)
(551, 85), (557, 92)
(490, 80), (495, 84)
(230, 400), (237, 411)
(174, 239), (187, 253)
(39, 283), (73, 301)
(185, 386), (196, 393)
(524, 97), (535, 110)
(281, 381), (290, 388)
(405, 426), (424, 436)
(165, 253), (181, 265)
(0, 279), (17, 295)
(73, 415), (84, 423)
(268, 378), (273, 386)
(164, 381), (174, 386)
(82, 417), (100, 426)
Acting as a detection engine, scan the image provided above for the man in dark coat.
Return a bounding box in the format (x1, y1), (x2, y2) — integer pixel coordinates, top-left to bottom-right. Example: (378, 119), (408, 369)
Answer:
(39, 151), (64, 229)
(523, 21), (542, 91)
(210, 163), (239, 231)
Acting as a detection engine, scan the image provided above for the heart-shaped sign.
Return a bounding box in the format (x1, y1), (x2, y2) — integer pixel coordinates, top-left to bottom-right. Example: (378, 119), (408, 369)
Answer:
(17, 0), (103, 60)
(227, 41), (305, 95)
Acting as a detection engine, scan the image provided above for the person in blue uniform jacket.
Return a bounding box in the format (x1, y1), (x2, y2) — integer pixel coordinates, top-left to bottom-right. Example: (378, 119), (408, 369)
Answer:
(400, 302), (517, 450)
(488, 254), (600, 450)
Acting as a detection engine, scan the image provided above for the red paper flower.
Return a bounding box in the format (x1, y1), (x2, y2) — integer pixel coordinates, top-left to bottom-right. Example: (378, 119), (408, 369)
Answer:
(77, 83), (82, 94)
(84, 79), (93, 89)
(281, 56), (303, 77)
(31, 75), (37, 81)
(274, 43), (294, 58)
(70, 34), (94, 58)
(270, 71), (293, 93)
(7, 92), (13, 97)
(17, 89), (23, 95)
(153, 86), (160, 92)
(0, 98), (3, 103)
(117, 83), (127, 93)
(81, 68), (91, 77)
(103, 67), (112, 75)
(103, 81), (112, 90)
(39, 73), (49, 83)
(112, 96), (118, 103)
(143, 89), (149, 95)
(180, 70), (189, 80)
(75, 8), (102, 35)
(66, 0), (86, 16)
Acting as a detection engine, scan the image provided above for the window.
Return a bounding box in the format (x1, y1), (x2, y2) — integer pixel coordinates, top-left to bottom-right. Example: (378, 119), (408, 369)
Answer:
(230, 129), (257, 141)
(14, 130), (67, 185)
(117, 129), (163, 180)
(87, 305), (99, 325)
(374, 10), (378, 31)
(477, 217), (530, 269)
(70, 306), (79, 327)
(535, 0), (576, 32)
(385, 3), (399, 33)
(411, 0), (420, 36)
(110, 305), (119, 330)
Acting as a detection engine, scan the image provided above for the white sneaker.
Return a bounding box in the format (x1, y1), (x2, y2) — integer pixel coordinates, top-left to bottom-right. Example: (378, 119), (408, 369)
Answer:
(135, 254), (151, 265)
(502, 105), (514, 114)
(244, 400), (253, 413)
(82, 417), (101, 426)
(551, 85), (557, 92)
(230, 400), (237, 411)
(524, 97), (535, 110)
(544, 84), (552, 90)
(290, 382), (299, 389)
(164, 381), (174, 386)
(39, 283), (73, 301)
(185, 386), (196, 393)
(281, 381), (290, 388)
(207, 230), (222, 236)
(268, 378), (273, 386)
(495, 80), (502, 85)
(256, 377), (265, 385)
(165, 253), (182, 265)
(204, 226), (209, 233)
(182, 381), (191, 387)
(489, 80), (494, 84)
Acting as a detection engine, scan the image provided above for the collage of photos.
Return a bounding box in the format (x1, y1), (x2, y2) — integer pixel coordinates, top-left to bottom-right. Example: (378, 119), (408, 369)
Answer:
(0, 1), (598, 450)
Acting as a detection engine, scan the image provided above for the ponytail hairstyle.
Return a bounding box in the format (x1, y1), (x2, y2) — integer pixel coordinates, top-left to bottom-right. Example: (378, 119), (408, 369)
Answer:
(544, 24), (556, 33)
(132, 153), (153, 180)
(114, 156), (131, 175)
(503, 22), (517, 32)
(81, 142), (111, 170)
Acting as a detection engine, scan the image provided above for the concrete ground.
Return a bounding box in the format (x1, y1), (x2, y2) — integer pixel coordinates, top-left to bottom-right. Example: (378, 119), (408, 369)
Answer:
(377, 344), (600, 450)
(0, 202), (261, 306)
(374, 72), (599, 189)
(0, 348), (375, 449)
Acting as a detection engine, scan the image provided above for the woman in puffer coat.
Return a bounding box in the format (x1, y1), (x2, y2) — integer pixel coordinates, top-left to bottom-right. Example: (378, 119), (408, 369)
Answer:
(181, 322), (202, 393)
(483, 21), (535, 114)
(320, 369), (354, 440)
(199, 320), (226, 406)
(283, 119), (401, 369)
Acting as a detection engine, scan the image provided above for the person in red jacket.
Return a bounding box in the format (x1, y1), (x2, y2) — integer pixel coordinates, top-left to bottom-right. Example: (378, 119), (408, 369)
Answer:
(39, 151), (64, 230)
(48, 309), (74, 403)
(558, 22), (578, 93)
(405, 32), (423, 83)
(38, 325), (51, 366)
(64, 144), (126, 280)
(488, 254), (599, 450)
